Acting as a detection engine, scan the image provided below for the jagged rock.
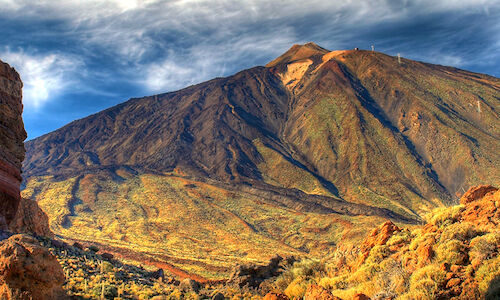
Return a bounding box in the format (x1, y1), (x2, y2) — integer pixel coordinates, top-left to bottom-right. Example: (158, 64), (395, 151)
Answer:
(148, 268), (164, 279)
(179, 278), (200, 292)
(100, 252), (114, 260)
(459, 185), (497, 205)
(9, 198), (53, 237)
(72, 242), (84, 250)
(357, 221), (400, 266)
(304, 284), (342, 299)
(211, 292), (225, 300)
(352, 293), (370, 300)
(228, 255), (287, 288)
(461, 186), (499, 230)
(0, 60), (26, 230)
(0, 234), (66, 299)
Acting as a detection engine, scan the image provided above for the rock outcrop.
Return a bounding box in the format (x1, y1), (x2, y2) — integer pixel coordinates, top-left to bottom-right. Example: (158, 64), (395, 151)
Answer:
(0, 234), (66, 299)
(9, 197), (53, 237)
(0, 60), (26, 230)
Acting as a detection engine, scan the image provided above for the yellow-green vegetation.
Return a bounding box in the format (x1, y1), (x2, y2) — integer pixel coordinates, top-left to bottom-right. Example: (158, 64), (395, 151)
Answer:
(253, 139), (331, 196)
(268, 199), (499, 299)
(23, 171), (390, 280)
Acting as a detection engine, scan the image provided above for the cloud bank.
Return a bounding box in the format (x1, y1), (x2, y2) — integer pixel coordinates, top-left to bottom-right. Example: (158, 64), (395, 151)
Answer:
(0, 0), (499, 138)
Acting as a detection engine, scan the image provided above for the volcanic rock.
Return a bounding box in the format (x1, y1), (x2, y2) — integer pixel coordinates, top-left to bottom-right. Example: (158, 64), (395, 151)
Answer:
(0, 60), (26, 229)
(304, 284), (342, 299)
(9, 197), (53, 237)
(0, 234), (66, 299)
(459, 185), (497, 205)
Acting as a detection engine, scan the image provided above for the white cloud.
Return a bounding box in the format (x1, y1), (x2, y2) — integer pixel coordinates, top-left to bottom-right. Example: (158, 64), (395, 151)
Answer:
(0, 50), (82, 109)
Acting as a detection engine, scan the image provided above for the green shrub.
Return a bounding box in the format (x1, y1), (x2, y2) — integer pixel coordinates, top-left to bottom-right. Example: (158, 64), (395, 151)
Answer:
(436, 239), (467, 265)
(406, 264), (445, 299)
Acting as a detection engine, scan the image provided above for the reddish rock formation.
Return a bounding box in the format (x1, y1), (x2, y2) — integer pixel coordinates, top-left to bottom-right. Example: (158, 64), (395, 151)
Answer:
(0, 234), (66, 299)
(460, 186), (499, 230)
(352, 294), (370, 300)
(9, 198), (53, 237)
(0, 60), (26, 229)
(357, 221), (400, 266)
(304, 284), (342, 299)
(459, 185), (497, 205)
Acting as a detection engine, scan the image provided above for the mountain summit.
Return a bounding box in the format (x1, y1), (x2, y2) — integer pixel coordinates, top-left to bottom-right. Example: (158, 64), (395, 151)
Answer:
(22, 44), (500, 277)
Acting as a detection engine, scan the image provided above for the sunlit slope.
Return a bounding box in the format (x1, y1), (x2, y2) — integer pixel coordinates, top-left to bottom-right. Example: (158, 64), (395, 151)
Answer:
(22, 169), (390, 279)
(24, 44), (500, 218)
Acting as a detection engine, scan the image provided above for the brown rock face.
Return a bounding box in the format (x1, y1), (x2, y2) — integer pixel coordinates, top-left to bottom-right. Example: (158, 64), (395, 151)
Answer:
(0, 234), (66, 299)
(460, 185), (498, 205)
(0, 60), (26, 229)
(357, 221), (400, 265)
(9, 198), (53, 237)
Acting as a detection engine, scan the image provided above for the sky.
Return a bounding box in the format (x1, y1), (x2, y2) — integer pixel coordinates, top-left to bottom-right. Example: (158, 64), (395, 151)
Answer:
(0, 0), (499, 139)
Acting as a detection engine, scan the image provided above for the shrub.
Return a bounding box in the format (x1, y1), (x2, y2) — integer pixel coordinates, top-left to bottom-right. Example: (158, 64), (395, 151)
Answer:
(365, 245), (391, 265)
(440, 222), (479, 242)
(406, 264), (445, 299)
(475, 256), (500, 294)
(436, 239), (467, 265)
(319, 275), (348, 290)
(284, 276), (309, 299)
(426, 205), (465, 227)
(386, 229), (411, 246)
(470, 232), (500, 262)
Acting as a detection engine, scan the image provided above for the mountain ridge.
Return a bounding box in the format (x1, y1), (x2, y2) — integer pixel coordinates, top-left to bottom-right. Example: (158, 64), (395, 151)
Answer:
(21, 43), (500, 278)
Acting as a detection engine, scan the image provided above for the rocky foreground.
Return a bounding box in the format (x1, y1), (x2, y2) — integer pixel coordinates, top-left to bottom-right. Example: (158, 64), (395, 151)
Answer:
(2, 184), (496, 299)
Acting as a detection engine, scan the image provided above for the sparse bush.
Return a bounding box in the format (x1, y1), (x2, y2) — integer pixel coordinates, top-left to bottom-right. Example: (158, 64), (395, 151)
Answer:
(365, 245), (390, 265)
(284, 276), (310, 299)
(426, 205), (465, 227)
(470, 232), (500, 262)
(475, 256), (500, 294)
(440, 222), (479, 242)
(436, 239), (467, 265)
(319, 275), (348, 290)
(406, 264), (445, 300)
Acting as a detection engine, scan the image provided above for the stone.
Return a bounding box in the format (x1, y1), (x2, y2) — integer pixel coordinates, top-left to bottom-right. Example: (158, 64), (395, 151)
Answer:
(212, 292), (225, 300)
(352, 293), (370, 300)
(9, 198), (53, 237)
(459, 185), (497, 205)
(0, 60), (26, 230)
(72, 242), (84, 250)
(101, 252), (114, 260)
(0, 234), (66, 299)
(179, 278), (200, 292)
(148, 268), (164, 279)
(446, 278), (462, 289)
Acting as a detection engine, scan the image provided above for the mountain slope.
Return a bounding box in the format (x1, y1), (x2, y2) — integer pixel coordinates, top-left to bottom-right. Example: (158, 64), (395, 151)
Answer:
(22, 43), (500, 278)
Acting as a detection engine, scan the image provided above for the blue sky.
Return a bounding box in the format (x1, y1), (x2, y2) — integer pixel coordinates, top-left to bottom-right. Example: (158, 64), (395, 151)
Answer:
(1, 0), (499, 139)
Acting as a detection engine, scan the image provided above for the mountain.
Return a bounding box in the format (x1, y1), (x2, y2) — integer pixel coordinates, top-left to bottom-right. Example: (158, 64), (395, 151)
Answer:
(22, 43), (500, 279)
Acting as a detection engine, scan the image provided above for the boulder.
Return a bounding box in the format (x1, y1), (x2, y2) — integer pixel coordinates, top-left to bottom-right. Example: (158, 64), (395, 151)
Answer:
(459, 185), (497, 205)
(211, 292), (225, 300)
(179, 278), (200, 292)
(0, 60), (26, 230)
(304, 284), (342, 299)
(0, 234), (66, 299)
(9, 198), (53, 237)
(352, 293), (370, 300)
(228, 255), (287, 288)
